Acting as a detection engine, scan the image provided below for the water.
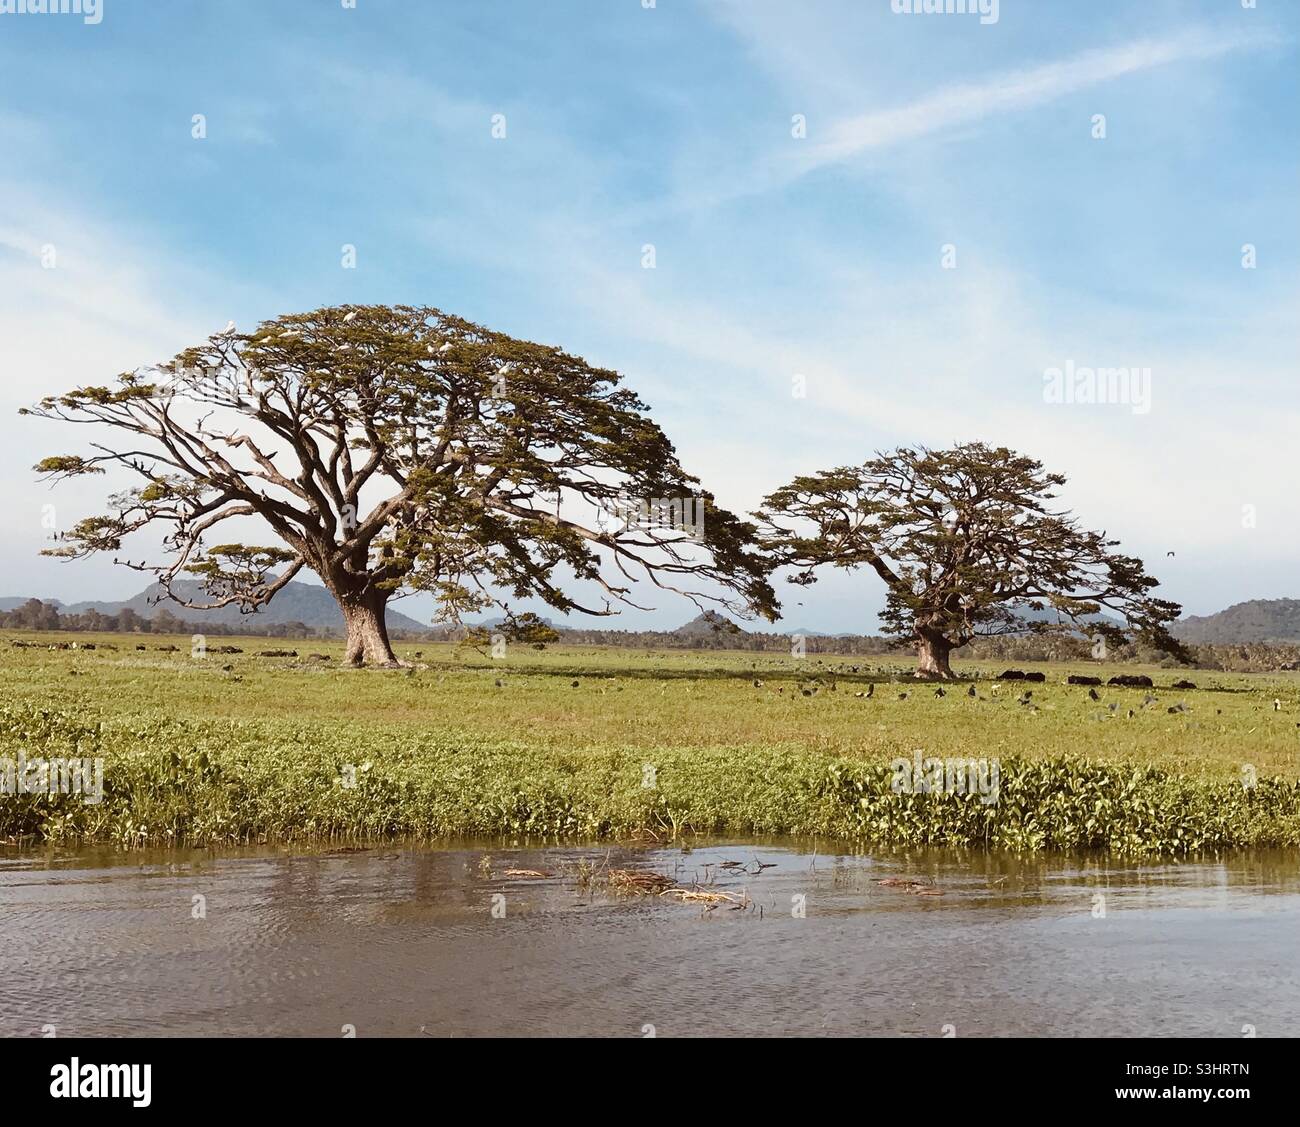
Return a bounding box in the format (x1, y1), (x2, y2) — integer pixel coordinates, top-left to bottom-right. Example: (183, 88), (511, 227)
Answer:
(2, 841), (1298, 1037)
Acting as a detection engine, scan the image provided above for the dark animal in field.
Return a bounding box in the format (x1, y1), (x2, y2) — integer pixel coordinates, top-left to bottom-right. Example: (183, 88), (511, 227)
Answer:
(136, 644), (146, 651)
(967, 685), (976, 697)
(99, 643), (117, 650)
(307, 653), (331, 661)
(1068, 675), (1103, 686)
(214, 645), (243, 655)
(1108, 674), (1154, 688)
(48, 642), (71, 650)
(1171, 680), (1197, 690)
(80, 643), (96, 650)
(570, 680), (579, 688)
(1088, 688), (1100, 701)
(256, 649), (297, 658)
(1168, 703), (1188, 714)
(1018, 691), (1033, 705)
(898, 692), (908, 700)
(156, 644), (179, 652)
(933, 687), (946, 698)
(999, 670), (1027, 680)
(1024, 671), (1046, 683)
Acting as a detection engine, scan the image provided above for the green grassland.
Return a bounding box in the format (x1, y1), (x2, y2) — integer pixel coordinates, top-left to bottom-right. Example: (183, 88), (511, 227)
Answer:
(2, 631), (1299, 854)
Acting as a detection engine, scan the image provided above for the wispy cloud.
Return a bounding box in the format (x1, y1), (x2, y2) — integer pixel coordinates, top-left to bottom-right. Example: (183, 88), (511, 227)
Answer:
(796, 31), (1270, 170)
(636, 26), (1279, 221)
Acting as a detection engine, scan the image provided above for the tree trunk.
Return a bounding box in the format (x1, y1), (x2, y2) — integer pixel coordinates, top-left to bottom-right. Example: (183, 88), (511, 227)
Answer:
(339, 589), (398, 667)
(915, 634), (955, 680)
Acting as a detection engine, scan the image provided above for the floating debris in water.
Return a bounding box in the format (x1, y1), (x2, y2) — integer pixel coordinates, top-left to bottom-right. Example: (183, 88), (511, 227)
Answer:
(607, 869), (675, 894)
(876, 878), (944, 897)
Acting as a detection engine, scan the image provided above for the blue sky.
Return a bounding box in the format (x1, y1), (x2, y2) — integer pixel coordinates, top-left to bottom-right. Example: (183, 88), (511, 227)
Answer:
(0, 0), (1296, 631)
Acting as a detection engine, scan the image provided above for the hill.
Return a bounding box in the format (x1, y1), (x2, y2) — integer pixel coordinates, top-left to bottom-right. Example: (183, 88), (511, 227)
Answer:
(1172, 599), (1300, 645)
(0, 596), (63, 611)
(674, 611), (744, 637)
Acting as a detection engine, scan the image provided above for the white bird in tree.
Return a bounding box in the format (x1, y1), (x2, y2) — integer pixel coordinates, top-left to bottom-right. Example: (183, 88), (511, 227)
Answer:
(438, 342), (453, 353)
(221, 321), (236, 334)
(343, 311), (357, 322)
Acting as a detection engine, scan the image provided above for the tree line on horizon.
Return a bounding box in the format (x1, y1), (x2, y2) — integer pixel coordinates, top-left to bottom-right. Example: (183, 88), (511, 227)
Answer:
(25, 304), (1192, 677)
(5, 596), (1297, 674)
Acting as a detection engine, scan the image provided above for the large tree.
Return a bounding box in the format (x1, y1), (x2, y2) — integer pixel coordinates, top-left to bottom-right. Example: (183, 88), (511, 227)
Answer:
(25, 305), (777, 665)
(755, 443), (1186, 679)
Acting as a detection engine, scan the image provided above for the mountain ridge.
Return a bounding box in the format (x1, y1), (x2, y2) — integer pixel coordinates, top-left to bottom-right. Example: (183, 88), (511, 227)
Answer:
(1170, 598), (1300, 644)
(2, 581), (428, 633)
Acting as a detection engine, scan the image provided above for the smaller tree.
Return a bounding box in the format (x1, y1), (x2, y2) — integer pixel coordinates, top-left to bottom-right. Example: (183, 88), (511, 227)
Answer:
(756, 443), (1187, 679)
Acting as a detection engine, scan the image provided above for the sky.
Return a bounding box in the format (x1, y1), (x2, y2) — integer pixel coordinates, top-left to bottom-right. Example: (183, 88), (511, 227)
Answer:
(0, 0), (1296, 632)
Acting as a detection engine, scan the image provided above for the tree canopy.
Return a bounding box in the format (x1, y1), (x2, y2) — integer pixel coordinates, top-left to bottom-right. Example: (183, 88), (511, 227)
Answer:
(25, 304), (777, 664)
(755, 442), (1187, 678)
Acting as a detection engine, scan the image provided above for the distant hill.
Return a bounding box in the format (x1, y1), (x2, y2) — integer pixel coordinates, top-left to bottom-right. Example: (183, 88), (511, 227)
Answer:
(1172, 599), (1300, 644)
(674, 611), (744, 637)
(0, 596), (63, 611)
(470, 615), (563, 630)
(9, 580), (428, 633)
(1011, 603), (1122, 631)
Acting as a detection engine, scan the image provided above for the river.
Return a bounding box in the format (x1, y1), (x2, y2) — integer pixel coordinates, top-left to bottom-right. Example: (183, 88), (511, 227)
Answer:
(2, 841), (1297, 1037)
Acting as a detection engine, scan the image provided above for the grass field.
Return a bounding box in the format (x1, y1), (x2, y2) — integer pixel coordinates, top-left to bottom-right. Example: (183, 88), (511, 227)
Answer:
(3, 631), (1299, 854)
